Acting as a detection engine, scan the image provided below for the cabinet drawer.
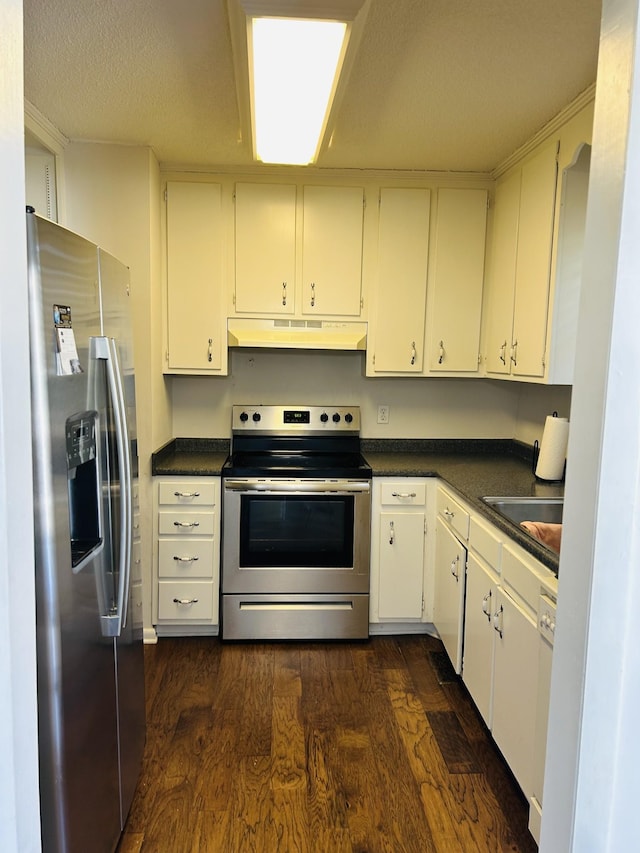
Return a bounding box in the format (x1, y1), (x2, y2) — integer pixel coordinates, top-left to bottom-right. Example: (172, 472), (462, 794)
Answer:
(469, 516), (502, 570)
(158, 510), (215, 536)
(380, 482), (426, 506)
(158, 482), (216, 506)
(157, 581), (214, 621)
(437, 487), (470, 541)
(158, 538), (215, 579)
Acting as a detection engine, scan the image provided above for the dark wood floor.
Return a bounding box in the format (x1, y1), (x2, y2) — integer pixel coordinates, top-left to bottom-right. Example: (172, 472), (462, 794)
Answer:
(117, 634), (537, 853)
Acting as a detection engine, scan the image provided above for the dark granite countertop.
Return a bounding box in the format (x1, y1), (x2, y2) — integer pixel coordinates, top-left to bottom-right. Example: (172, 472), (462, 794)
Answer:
(152, 437), (562, 572)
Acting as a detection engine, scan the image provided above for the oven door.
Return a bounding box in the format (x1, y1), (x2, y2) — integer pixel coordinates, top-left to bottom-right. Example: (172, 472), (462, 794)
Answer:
(222, 479), (371, 594)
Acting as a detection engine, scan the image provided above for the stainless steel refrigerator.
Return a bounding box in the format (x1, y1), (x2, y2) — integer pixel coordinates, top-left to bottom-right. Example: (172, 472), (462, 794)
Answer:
(26, 210), (146, 853)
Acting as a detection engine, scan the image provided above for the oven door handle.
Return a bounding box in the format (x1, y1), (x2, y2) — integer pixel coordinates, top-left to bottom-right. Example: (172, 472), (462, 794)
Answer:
(223, 479), (371, 493)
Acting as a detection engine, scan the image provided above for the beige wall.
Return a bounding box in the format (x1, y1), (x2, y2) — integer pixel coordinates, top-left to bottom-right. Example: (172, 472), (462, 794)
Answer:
(62, 141), (171, 636)
(169, 347), (570, 444)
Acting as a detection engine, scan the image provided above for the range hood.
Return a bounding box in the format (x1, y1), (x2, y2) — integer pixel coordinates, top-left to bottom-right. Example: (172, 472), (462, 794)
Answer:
(227, 318), (367, 350)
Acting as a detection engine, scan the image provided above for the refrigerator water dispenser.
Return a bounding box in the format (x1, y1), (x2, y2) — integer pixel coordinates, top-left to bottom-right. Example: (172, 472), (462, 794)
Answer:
(66, 410), (102, 569)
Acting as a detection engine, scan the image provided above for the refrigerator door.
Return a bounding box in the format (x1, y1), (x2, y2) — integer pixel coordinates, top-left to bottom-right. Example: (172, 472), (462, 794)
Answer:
(27, 213), (123, 853)
(97, 248), (146, 828)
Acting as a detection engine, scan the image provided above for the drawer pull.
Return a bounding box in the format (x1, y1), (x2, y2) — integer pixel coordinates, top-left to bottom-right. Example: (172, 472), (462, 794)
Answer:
(174, 491), (200, 498)
(444, 507), (455, 519)
(173, 555), (199, 563)
(173, 597), (199, 605)
(392, 491), (417, 499)
(173, 520), (200, 528)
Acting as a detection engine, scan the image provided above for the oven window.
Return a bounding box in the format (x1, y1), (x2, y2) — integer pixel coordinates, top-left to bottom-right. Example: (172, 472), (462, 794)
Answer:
(239, 494), (355, 568)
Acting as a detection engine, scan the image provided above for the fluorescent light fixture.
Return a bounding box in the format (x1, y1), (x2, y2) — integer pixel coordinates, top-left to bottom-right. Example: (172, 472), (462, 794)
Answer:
(251, 17), (347, 165)
(227, 1), (370, 166)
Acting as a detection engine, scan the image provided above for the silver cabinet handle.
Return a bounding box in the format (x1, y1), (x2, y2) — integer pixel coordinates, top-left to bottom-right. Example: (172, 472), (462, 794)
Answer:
(389, 520), (395, 545)
(510, 340), (518, 365)
(392, 491), (417, 499)
(410, 340), (416, 366)
(310, 282), (315, 307)
(173, 597), (199, 605)
(174, 491), (200, 498)
(499, 341), (507, 365)
(208, 338), (213, 363)
(443, 507), (455, 520)
(482, 591), (492, 620)
(493, 604), (504, 638)
(450, 555), (459, 580)
(438, 340), (445, 364)
(173, 555), (199, 563)
(282, 282), (287, 306)
(173, 520), (200, 528)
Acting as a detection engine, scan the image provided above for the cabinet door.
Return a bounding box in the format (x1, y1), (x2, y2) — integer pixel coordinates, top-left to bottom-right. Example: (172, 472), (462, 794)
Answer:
(492, 587), (539, 798)
(166, 182), (224, 371)
(301, 185), (364, 316)
(234, 183), (296, 314)
(428, 188), (488, 372)
(511, 140), (559, 377)
(484, 170), (521, 375)
(433, 516), (467, 673)
(378, 511), (425, 619)
(371, 188), (430, 373)
(462, 553), (497, 727)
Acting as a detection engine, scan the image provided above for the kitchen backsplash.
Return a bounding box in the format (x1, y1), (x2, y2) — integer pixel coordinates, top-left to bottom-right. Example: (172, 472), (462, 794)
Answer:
(169, 349), (571, 445)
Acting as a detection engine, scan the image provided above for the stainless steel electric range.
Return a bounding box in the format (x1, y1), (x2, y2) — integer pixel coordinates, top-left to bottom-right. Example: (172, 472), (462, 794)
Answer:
(221, 405), (372, 641)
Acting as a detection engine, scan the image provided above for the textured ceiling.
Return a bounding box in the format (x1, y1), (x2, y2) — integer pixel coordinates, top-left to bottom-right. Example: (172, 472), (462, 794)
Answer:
(23, 0), (602, 173)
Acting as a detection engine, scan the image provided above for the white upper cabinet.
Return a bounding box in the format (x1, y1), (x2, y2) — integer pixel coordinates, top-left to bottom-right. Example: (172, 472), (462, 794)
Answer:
(165, 181), (226, 374)
(234, 182), (297, 315)
(233, 182), (364, 318)
(367, 187), (431, 374)
(301, 185), (364, 316)
(483, 99), (593, 382)
(427, 188), (488, 373)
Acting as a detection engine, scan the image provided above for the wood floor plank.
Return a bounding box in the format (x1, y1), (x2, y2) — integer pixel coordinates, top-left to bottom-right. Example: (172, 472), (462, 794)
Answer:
(306, 725), (353, 851)
(236, 645), (274, 756)
(273, 646), (302, 697)
(271, 695), (306, 791)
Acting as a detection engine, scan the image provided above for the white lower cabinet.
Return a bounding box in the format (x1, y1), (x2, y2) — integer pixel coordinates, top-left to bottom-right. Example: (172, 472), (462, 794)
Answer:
(433, 515), (467, 673)
(153, 477), (220, 635)
(369, 479), (427, 625)
(491, 586), (540, 799)
(435, 481), (556, 835)
(462, 552), (498, 727)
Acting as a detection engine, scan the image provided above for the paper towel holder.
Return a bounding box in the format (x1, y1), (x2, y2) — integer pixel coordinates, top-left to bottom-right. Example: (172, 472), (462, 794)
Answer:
(533, 411), (567, 482)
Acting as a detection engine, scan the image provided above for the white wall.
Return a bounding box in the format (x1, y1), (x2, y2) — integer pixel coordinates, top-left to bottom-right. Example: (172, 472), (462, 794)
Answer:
(62, 141), (171, 636)
(0, 1), (41, 851)
(170, 348), (569, 443)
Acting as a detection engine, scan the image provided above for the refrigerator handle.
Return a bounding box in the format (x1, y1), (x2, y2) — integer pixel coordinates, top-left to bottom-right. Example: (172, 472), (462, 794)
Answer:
(92, 336), (133, 637)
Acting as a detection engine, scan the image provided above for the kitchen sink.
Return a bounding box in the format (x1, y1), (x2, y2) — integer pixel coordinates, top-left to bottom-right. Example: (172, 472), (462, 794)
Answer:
(481, 496), (564, 526)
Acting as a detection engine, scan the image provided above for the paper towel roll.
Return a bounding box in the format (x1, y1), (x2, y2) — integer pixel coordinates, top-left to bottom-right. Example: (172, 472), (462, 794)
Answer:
(535, 415), (569, 481)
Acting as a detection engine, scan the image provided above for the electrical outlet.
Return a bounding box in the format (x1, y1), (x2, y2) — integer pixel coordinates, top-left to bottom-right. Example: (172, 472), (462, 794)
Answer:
(377, 405), (390, 424)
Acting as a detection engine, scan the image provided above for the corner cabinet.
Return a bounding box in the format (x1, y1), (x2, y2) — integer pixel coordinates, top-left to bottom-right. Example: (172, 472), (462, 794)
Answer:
(164, 181), (227, 374)
(367, 188), (431, 374)
(153, 477), (221, 636)
(369, 479), (428, 626)
(233, 182), (365, 318)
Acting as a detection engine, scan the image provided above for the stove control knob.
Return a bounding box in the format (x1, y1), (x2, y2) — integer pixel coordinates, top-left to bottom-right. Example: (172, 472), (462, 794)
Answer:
(345, 412), (353, 423)
(320, 412), (329, 423)
(252, 412), (261, 422)
(239, 411), (249, 423)
(332, 412), (341, 423)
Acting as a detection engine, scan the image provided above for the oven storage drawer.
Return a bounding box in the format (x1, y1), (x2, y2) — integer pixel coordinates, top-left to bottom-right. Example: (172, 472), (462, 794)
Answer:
(158, 581), (215, 621)
(222, 593), (369, 641)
